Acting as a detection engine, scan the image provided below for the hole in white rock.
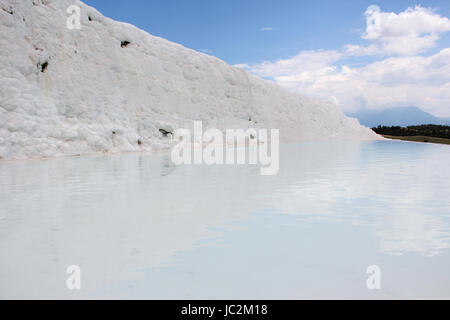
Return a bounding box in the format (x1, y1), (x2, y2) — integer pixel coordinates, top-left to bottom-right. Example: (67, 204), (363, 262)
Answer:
(159, 129), (172, 137)
(121, 41), (131, 48)
(40, 62), (48, 73)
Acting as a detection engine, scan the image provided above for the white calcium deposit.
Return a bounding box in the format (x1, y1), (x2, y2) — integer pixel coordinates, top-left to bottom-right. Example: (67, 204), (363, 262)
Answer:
(0, 0), (380, 160)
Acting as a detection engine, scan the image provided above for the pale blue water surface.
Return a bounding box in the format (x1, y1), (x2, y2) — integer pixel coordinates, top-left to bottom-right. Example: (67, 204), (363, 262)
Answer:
(0, 141), (449, 299)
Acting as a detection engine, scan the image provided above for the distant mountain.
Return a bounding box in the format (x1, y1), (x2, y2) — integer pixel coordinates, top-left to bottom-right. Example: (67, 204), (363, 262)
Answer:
(347, 107), (450, 128)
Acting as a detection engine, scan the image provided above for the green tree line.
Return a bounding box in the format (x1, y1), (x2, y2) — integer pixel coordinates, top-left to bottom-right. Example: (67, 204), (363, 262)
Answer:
(372, 125), (450, 139)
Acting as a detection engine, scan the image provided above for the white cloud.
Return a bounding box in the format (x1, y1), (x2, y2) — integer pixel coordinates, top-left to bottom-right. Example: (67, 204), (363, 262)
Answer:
(270, 49), (450, 117)
(248, 50), (342, 78)
(260, 27), (274, 31)
(233, 63), (250, 69)
(241, 6), (450, 117)
(350, 5), (450, 56)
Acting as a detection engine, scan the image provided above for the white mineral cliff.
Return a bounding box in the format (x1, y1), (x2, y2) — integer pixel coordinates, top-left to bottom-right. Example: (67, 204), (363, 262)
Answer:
(0, 0), (379, 160)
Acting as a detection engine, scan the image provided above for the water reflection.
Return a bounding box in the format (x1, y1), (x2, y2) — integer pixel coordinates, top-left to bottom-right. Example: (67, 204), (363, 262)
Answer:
(0, 141), (449, 299)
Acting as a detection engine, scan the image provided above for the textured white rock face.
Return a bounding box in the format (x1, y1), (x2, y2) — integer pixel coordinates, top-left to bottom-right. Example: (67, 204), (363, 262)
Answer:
(0, 0), (379, 160)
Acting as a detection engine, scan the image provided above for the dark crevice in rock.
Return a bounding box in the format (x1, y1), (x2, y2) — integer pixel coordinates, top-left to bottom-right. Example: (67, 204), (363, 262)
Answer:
(121, 41), (131, 48)
(159, 129), (173, 137)
(2, 7), (13, 15)
(40, 61), (48, 73)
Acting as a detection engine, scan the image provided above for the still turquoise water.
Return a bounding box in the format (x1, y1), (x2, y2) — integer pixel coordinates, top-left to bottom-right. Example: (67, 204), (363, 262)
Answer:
(0, 140), (449, 299)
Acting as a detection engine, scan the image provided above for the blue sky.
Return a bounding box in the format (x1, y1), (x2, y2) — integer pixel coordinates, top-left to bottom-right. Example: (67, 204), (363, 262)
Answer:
(83, 0), (450, 117)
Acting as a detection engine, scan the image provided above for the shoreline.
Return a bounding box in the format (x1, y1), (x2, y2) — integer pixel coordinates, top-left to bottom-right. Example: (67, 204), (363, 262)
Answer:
(383, 135), (450, 145)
